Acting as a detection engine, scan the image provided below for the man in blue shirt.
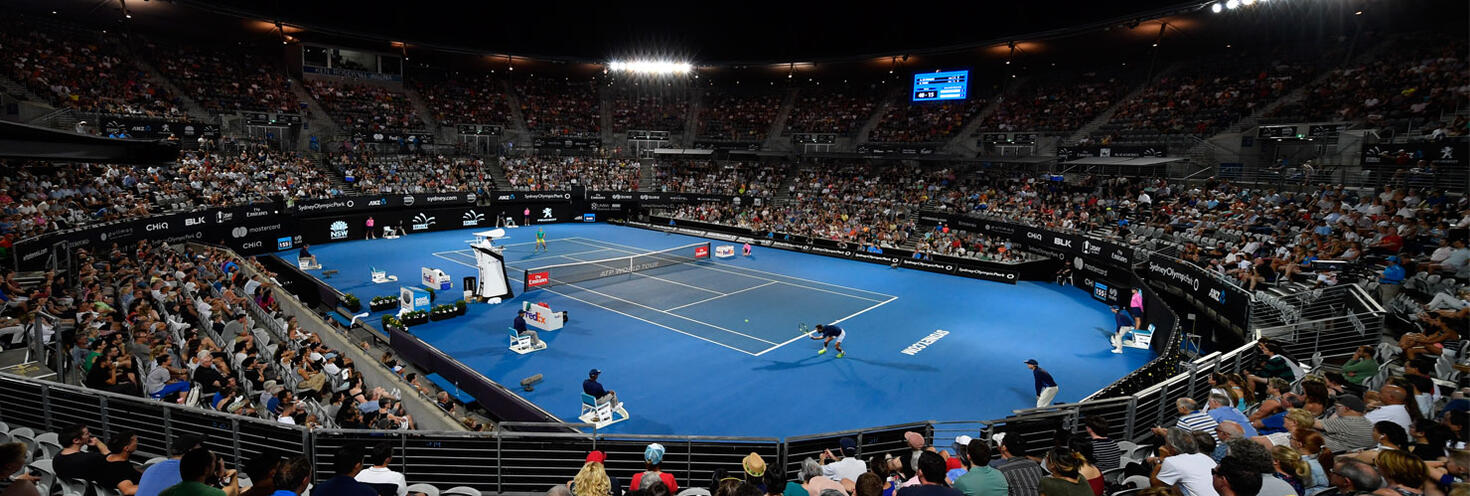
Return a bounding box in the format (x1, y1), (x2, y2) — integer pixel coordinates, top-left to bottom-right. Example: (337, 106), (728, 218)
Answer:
(513, 310), (541, 347)
(1025, 359), (1058, 408)
(135, 435), (205, 496)
(1110, 307), (1134, 354)
(809, 324), (847, 358)
(583, 369), (618, 407)
(311, 445), (376, 496)
(1379, 256), (1406, 304)
(1205, 393), (1257, 437)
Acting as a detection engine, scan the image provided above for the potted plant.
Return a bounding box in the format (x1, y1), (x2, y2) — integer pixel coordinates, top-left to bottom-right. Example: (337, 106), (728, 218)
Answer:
(454, 300), (467, 316)
(429, 304), (451, 321)
(380, 314), (403, 329)
(369, 295), (399, 312)
(401, 310), (430, 327)
(341, 293), (362, 313)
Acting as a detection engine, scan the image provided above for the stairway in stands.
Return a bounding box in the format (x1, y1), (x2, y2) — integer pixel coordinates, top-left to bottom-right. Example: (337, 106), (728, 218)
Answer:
(761, 88), (799, 151)
(290, 78), (343, 148)
(1064, 62), (1181, 145)
(854, 87), (902, 144)
(637, 159), (657, 192)
(486, 158), (512, 190)
(131, 57), (210, 121)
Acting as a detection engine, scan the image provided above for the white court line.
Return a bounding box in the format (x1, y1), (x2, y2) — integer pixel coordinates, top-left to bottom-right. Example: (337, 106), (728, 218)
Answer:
(535, 280), (776, 345)
(430, 252), (761, 356)
(752, 295), (899, 357)
(508, 247), (621, 262)
(555, 251), (724, 295)
(570, 237), (897, 298)
(563, 238), (889, 303)
(663, 281), (777, 311)
(438, 248), (776, 346)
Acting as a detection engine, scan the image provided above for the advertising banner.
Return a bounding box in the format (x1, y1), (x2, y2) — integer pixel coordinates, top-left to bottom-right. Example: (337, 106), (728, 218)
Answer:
(644, 216), (1034, 284)
(290, 193), (478, 215)
(1360, 141), (1467, 168)
(1141, 253), (1253, 325)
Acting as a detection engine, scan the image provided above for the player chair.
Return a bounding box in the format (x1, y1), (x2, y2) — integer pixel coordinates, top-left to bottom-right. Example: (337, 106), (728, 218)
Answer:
(508, 328), (546, 354)
(578, 393), (628, 428)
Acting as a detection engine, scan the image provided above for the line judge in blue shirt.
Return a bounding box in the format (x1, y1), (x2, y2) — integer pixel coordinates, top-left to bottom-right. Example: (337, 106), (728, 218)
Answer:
(583, 369), (618, 408)
(1026, 359), (1058, 408)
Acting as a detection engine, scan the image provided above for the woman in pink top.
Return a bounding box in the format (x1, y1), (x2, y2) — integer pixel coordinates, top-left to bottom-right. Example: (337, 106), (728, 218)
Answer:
(365, 217), (376, 240)
(1129, 288), (1144, 328)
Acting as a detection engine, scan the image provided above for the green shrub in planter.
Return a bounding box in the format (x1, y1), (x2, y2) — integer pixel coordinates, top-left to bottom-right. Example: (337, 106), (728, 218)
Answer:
(342, 293), (362, 312)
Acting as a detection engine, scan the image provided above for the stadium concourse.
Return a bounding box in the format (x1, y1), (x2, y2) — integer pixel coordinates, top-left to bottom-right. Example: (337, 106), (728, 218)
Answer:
(0, 0), (1468, 496)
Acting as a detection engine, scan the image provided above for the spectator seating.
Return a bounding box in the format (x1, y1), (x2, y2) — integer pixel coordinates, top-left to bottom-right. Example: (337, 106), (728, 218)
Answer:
(610, 91), (688, 132)
(306, 80), (424, 134)
(516, 78), (601, 137)
(141, 40), (300, 115)
(783, 82), (885, 136)
(500, 157), (640, 191)
(649, 160), (788, 197)
(0, 15), (181, 117)
(413, 72), (513, 126)
(696, 87), (782, 141)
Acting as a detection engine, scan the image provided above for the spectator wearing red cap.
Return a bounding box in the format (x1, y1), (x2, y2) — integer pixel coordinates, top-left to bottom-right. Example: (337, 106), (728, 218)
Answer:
(570, 451), (621, 496)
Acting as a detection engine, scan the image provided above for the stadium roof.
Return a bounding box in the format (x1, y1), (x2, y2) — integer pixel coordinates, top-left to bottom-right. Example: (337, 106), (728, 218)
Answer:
(29, 0), (1211, 64)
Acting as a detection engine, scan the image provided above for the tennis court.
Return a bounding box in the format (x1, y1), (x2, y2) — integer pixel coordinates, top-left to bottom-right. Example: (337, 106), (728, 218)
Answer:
(432, 237), (897, 355)
(289, 223), (1152, 436)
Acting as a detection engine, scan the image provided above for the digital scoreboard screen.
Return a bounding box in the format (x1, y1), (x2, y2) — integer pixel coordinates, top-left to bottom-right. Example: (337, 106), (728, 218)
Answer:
(912, 70), (969, 102)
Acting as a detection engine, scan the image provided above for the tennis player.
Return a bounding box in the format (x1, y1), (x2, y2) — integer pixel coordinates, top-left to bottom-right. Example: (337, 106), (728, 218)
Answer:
(809, 324), (847, 358)
(535, 227), (548, 252)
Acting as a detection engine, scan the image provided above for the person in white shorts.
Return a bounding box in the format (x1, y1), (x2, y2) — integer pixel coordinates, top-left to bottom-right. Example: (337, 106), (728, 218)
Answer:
(810, 324), (847, 358)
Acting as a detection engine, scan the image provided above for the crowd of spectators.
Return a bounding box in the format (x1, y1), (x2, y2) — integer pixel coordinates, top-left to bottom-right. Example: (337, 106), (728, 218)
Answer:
(517, 78), (601, 137)
(173, 148), (338, 206)
(668, 163), (961, 251)
(334, 152), (495, 194)
(1, 240), (415, 430)
(982, 73), (1131, 133)
(306, 80), (423, 133)
(413, 73), (514, 125)
(612, 92), (689, 132)
(142, 40), (300, 115)
(0, 146), (340, 243)
(697, 87), (783, 141)
(1102, 54), (1314, 137)
(650, 160), (788, 197)
(501, 156), (640, 191)
(1, 16), (181, 117)
(914, 228), (1044, 263)
(869, 98), (987, 143)
(1270, 35), (1468, 129)
(784, 83), (885, 136)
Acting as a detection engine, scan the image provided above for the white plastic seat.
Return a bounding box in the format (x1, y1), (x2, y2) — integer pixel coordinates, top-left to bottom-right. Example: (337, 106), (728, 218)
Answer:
(508, 328), (546, 355)
(578, 392), (628, 428)
(443, 487), (480, 496)
(408, 484), (442, 496)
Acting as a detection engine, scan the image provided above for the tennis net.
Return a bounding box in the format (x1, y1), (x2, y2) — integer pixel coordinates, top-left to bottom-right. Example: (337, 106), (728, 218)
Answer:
(522, 241), (711, 292)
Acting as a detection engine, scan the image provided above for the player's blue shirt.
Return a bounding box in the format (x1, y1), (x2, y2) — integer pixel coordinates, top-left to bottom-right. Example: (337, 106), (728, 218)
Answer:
(820, 325), (844, 337)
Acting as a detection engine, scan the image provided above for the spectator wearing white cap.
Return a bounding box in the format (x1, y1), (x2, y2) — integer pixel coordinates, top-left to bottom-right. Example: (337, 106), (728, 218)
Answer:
(629, 443), (678, 494)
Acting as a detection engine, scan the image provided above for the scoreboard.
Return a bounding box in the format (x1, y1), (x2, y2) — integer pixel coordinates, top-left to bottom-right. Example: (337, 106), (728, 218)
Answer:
(912, 70), (969, 102)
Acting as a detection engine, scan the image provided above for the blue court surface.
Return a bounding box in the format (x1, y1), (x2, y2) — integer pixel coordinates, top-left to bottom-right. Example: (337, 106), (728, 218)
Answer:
(284, 223), (1154, 437)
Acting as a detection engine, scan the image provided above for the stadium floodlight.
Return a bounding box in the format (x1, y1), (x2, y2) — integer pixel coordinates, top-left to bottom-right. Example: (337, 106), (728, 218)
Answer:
(1225, 0), (1239, 8)
(1210, 2), (1223, 12)
(608, 60), (693, 75)
(1241, 0), (1255, 5)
